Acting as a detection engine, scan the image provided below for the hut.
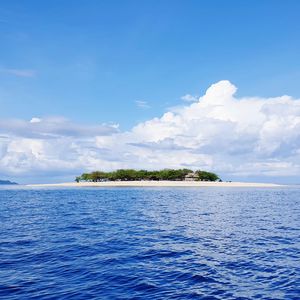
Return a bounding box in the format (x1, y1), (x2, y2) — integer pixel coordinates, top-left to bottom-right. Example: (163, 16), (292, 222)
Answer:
(184, 172), (198, 181)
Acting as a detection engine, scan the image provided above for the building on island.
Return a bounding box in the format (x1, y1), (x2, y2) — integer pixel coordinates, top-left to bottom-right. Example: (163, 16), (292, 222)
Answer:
(184, 172), (198, 181)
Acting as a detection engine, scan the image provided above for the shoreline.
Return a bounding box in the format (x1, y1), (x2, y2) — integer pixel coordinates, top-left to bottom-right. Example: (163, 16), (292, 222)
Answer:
(27, 181), (284, 188)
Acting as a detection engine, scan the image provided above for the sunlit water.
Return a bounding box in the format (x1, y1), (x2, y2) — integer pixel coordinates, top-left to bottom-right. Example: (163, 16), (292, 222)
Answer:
(0, 186), (299, 299)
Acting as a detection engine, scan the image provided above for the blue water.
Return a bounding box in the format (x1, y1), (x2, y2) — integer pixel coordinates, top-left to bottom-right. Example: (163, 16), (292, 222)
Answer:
(0, 187), (299, 299)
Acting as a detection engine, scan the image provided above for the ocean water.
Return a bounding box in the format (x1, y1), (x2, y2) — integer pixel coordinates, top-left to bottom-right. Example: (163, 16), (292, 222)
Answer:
(0, 187), (299, 300)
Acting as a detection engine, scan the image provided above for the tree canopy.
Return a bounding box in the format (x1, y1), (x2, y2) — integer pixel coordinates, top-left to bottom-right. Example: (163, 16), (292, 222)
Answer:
(75, 169), (220, 182)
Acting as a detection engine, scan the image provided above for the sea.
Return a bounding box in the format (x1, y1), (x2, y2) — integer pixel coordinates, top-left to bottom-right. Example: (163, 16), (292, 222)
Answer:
(0, 186), (299, 299)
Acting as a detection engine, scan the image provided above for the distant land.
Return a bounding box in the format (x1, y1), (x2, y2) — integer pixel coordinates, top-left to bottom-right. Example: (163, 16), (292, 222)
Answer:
(29, 169), (283, 188)
(0, 180), (18, 185)
(75, 169), (220, 182)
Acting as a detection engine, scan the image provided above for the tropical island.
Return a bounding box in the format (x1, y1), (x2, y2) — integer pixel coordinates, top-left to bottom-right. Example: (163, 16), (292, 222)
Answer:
(0, 179), (18, 185)
(75, 169), (220, 183)
(27, 169), (282, 188)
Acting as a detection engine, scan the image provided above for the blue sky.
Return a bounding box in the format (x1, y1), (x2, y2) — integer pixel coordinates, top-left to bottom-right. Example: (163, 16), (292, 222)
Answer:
(1, 0), (300, 128)
(1, 1), (300, 183)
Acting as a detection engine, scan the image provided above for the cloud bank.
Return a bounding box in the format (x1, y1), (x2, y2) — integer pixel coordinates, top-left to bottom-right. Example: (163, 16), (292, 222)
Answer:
(1, 80), (300, 183)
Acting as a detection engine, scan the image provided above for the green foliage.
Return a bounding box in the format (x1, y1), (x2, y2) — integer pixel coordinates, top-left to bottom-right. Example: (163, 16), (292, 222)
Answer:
(195, 170), (219, 181)
(75, 168), (220, 182)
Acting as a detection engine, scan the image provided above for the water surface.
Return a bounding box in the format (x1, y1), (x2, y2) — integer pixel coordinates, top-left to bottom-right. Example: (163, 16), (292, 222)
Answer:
(0, 187), (299, 299)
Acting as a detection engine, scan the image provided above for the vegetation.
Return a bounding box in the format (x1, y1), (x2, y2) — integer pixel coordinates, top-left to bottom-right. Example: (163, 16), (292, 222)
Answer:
(195, 171), (220, 182)
(75, 169), (220, 182)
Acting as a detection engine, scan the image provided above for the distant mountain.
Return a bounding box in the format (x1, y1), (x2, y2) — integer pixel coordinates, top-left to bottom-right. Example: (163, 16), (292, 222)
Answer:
(0, 180), (18, 185)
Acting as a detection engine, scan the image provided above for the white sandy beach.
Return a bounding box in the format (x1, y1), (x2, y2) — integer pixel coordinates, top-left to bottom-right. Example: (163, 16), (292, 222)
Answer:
(28, 181), (283, 188)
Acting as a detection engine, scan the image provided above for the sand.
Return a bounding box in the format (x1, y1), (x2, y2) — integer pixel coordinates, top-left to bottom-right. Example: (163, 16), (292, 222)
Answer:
(28, 181), (283, 188)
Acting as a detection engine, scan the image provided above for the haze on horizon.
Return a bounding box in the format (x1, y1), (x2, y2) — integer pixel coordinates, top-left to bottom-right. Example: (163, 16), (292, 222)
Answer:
(0, 1), (300, 184)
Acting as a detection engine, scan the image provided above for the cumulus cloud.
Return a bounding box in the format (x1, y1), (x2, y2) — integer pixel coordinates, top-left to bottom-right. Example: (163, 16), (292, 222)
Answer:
(1, 80), (300, 182)
(97, 80), (300, 178)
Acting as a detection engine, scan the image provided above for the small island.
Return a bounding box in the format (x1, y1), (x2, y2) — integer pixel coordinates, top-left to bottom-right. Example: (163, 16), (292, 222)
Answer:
(0, 179), (18, 185)
(28, 169), (282, 188)
(75, 169), (220, 183)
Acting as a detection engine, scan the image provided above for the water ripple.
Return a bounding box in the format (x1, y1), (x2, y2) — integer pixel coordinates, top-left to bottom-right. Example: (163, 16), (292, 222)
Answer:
(0, 187), (299, 299)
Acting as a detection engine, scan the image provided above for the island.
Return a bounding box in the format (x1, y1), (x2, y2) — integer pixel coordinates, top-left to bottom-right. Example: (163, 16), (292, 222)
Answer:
(27, 169), (283, 188)
(75, 169), (220, 182)
(0, 179), (18, 185)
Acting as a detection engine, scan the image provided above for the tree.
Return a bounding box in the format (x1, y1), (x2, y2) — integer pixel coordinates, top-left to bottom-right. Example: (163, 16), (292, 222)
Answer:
(90, 171), (107, 182)
(195, 170), (219, 181)
(81, 173), (92, 181)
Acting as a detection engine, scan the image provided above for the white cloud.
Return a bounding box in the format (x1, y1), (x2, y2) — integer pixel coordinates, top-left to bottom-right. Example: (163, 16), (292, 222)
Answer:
(135, 100), (150, 109)
(1, 80), (300, 183)
(30, 117), (42, 123)
(181, 94), (198, 102)
(99, 80), (300, 179)
(0, 116), (117, 139)
(0, 117), (118, 179)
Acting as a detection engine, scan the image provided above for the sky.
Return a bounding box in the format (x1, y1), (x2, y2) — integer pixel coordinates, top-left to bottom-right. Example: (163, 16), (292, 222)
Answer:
(0, 0), (300, 184)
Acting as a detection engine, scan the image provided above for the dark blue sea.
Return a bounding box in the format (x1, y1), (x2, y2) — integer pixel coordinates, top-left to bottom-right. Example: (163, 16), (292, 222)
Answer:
(0, 186), (299, 299)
